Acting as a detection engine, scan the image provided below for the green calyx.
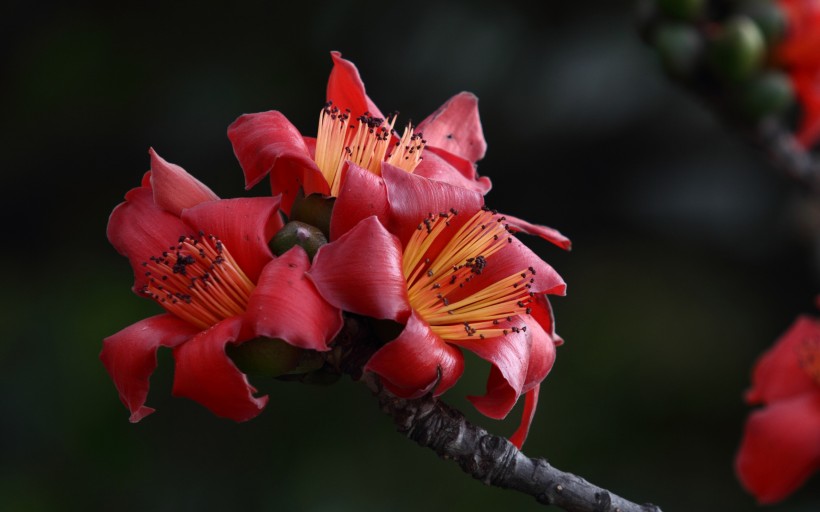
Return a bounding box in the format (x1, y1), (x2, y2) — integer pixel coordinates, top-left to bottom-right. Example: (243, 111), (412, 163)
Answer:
(737, 71), (794, 120)
(736, 0), (787, 45)
(269, 221), (328, 261)
(227, 337), (325, 378)
(290, 192), (335, 238)
(708, 16), (766, 84)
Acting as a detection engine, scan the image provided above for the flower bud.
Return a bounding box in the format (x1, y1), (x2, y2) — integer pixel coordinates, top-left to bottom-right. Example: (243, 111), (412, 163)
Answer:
(657, 0), (706, 21)
(708, 16), (766, 83)
(269, 221), (328, 261)
(655, 22), (704, 79)
(290, 191), (335, 237)
(227, 337), (324, 377)
(736, 0), (787, 45)
(737, 71), (794, 120)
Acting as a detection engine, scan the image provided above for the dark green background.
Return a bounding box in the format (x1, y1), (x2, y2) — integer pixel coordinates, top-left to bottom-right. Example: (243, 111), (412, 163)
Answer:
(3, 1), (819, 510)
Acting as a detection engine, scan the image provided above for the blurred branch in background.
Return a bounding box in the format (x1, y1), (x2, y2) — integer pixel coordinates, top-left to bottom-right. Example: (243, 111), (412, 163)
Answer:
(638, 0), (820, 192)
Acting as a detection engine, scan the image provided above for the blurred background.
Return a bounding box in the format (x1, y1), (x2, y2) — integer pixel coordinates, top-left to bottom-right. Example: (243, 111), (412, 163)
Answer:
(3, 0), (819, 510)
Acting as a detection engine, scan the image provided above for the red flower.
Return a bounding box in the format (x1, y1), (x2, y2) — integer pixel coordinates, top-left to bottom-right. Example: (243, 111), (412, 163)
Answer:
(101, 149), (343, 422)
(307, 165), (566, 447)
(735, 313), (820, 503)
(777, 0), (820, 146)
(227, 51), (491, 213)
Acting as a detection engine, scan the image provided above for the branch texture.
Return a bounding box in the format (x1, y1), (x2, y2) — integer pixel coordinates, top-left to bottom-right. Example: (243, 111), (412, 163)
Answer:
(331, 317), (663, 512)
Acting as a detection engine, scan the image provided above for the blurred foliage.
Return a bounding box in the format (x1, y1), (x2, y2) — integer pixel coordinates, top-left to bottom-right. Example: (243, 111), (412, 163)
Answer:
(2, 0), (819, 510)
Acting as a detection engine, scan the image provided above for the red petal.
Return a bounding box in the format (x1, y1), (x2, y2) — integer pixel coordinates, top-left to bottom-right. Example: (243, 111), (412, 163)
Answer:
(326, 51), (384, 120)
(181, 196), (282, 283)
(419, 147), (492, 195)
(100, 314), (199, 422)
(308, 216), (411, 322)
(521, 312), (558, 389)
(509, 385), (540, 449)
(417, 92), (487, 164)
(382, 164), (485, 244)
(454, 320), (530, 419)
(107, 183), (191, 293)
(746, 316), (820, 404)
(792, 70), (820, 148)
(172, 315), (268, 421)
(329, 163), (389, 240)
(228, 111), (329, 213)
(414, 149), (492, 195)
(736, 392), (820, 504)
(503, 213), (572, 251)
(149, 148), (219, 216)
(529, 294), (564, 348)
(245, 246), (343, 351)
(458, 315), (556, 421)
(365, 311), (464, 398)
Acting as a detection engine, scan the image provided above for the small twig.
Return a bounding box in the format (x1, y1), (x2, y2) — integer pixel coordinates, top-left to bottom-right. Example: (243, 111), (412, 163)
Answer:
(332, 317), (662, 512)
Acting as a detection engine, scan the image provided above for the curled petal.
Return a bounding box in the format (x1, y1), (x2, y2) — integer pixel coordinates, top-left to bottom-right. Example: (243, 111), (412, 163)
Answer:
(365, 311), (464, 398)
(181, 196), (283, 283)
(228, 111), (329, 212)
(308, 216), (411, 322)
(455, 322), (529, 419)
(172, 316), (268, 421)
(245, 247), (343, 351)
(746, 316), (820, 404)
(417, 92), (487, 164)
(100, 314), (199, 422)
(503, 213), (572, 251)
(509, 385), (540, 449)
(329, 163), (390, 240)
(107, 184), (191, 293)
(521, 312), (558, 390)
(149, 148), (219, 216)
(414, 149), (492, 195)
(736, 392), (820, 504)
(383, 164), (484, 244)
(327, 51), (384, 120)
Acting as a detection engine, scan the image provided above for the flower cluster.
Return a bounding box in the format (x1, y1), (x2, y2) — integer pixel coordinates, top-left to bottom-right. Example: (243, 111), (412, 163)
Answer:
(736, 306), (820, 504)
(643, 0), (820, 148)
(102, 52), (567, 447)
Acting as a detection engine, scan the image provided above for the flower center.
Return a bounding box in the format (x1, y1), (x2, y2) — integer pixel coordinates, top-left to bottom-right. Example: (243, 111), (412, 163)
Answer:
(403, 208), (534, 341)
(141, 233), (256, 330)
(798, 336), (820, 386)
(314, 102), (425, 196)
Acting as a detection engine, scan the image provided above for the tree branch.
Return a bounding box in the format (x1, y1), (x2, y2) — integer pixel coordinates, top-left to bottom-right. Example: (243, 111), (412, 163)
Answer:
(330, 317), (663, 512)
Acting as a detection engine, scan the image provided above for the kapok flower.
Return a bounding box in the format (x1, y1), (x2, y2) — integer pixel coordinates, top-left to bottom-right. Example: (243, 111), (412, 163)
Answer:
(228, 51), (491, 214)
(307, 165), (565, 447)
(101, 149), (343, 422)
(776, 0), (820, 146)
(735, 312), (820, 504)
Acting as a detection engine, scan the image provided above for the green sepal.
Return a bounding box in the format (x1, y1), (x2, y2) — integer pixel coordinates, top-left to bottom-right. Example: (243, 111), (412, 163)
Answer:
(269, 221), (328, 261)
(290, 191), (335, 238)
(227, 337), (325, 378)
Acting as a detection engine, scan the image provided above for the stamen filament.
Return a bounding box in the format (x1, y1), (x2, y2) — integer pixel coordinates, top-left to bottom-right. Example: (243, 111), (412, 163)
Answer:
(402, 208), (533, 341)
(141, 234), (256, 330)
(314, 102), (426, 197)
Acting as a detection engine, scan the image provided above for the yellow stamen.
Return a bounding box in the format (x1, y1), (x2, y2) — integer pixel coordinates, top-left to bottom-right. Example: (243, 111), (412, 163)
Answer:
(141, 233), (256, 330)
(313, 102), (426, 196)
(403, 208), (534, 341)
